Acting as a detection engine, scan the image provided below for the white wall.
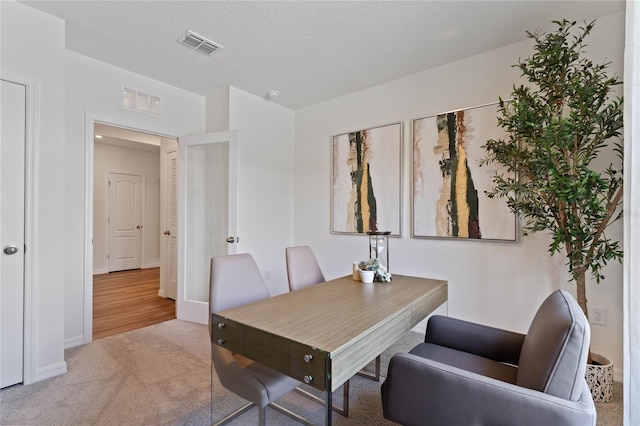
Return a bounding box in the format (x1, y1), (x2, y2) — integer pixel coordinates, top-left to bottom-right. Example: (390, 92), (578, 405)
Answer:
(294, 12), (625, 377)
(93, 143), (161, 274)
(65, 51), (206, 347)
(1, 1), (67, 381)
(206, 86), (230, 132)
(228, 87), (296, 296)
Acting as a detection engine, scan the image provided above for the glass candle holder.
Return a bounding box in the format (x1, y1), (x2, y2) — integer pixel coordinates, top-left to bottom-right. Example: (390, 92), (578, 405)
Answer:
(367, 231), (390, 272)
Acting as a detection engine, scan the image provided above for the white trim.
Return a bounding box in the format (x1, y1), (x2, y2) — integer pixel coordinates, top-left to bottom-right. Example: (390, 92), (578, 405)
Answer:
(624, 1), (640, 423)
(614, 367), (623, 383)
(84, 113), (94, 344)
(93, 268), (108, 276)
(84, 113), (182, 345)
(64, 335), (85, 349)
(35, 361), (67, 382)
(24, 79), (37, 385)
(143, 262), (160, 269)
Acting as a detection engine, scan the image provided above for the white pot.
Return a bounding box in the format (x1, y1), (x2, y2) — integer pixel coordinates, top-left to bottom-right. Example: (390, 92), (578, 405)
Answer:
(585, 352), (614, 403)
(359, 270), (375, 283)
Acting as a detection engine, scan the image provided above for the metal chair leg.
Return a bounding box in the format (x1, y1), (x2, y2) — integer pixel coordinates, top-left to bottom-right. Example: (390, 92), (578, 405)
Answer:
(270, 402), (316, 426)
(212, 402), (254, 426)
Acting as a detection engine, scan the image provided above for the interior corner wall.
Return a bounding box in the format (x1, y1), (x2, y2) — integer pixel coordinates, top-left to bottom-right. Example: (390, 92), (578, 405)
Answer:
(1, 0), (67, 381)
(93, 144), (161, 274)
(228, 87), (295, 296)
(294, 11), (625, 376)
(64, 51), (206, 347)
(206, 86), (230, 132)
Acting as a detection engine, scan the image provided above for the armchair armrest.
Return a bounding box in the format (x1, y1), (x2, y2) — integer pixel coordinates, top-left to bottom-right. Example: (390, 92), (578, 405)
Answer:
(426, 315), (525, 365)
(381, 353), (596, 426)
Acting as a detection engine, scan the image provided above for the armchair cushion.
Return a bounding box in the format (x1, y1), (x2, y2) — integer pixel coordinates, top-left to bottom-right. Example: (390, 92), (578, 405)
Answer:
(409, 343), (517, 385)
(517, 290), (590, 401)
(425, 315), (526, 365)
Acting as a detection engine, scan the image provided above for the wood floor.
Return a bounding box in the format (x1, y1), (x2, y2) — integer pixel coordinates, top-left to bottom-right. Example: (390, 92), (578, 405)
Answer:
(93, 268), (175, 340)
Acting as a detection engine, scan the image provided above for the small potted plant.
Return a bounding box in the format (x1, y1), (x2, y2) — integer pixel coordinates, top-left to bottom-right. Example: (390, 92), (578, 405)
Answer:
(359, 258), (392, 283)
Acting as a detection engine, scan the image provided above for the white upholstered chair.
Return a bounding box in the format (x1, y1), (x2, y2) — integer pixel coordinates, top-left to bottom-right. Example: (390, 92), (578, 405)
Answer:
(209, 253), (311, 426)
(285, 245), (325, 291)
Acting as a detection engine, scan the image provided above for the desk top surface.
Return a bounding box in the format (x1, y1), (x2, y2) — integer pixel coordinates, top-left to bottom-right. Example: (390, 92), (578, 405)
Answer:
(215, 274), (447, 356)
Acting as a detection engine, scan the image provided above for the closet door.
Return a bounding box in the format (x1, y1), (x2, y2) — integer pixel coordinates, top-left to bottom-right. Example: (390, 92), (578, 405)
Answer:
(1, 79), (26, 388)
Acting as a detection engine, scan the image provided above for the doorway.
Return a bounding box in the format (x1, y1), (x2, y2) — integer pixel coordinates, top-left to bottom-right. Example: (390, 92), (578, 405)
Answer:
(93, 268), (174, 339)
(92, 123), (177, 338)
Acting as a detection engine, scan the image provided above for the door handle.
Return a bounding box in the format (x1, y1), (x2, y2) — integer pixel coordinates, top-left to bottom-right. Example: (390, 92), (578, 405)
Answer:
(3, 245), (19, 255)
(164, 230), (171, 235)
(136, 225), (143, 230)
(226, 236), (236, 243)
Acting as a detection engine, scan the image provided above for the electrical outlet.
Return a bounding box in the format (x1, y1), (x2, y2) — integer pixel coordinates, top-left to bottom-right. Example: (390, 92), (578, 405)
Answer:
(591, 307), (607, 326)
(263, 269), (271, 281)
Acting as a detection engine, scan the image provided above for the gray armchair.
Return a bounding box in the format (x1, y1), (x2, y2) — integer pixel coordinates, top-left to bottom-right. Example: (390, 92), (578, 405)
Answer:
(381, 290), (596, 426)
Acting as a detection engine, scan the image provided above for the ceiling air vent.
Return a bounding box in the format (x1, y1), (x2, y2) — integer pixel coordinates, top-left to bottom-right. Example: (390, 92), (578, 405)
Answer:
(178, 30), (223, 56)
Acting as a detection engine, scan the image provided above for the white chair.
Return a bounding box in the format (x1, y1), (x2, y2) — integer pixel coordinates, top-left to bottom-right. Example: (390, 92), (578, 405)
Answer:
(285, 245), (325, 291)
(209, 253), (312, 426)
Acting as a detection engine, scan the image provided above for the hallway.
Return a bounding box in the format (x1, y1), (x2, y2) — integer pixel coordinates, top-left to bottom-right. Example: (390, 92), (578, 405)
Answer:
(93, 268), (175, 340)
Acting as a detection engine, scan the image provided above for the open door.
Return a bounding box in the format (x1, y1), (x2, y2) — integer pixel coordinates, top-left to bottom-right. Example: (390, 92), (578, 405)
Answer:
(177, 130), (237, 324)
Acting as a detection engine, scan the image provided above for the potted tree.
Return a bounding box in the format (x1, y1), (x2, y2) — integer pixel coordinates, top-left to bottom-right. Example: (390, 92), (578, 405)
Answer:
(482, 19), (623, 402)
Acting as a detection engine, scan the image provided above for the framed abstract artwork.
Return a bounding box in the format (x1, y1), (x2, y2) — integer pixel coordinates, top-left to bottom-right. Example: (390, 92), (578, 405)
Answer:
(331, 122), (402, 236)
(412, 102), (518, 241)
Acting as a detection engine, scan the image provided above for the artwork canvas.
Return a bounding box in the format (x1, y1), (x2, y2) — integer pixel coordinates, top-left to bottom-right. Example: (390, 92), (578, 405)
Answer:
(412, 102), (517, 241)
(331, 123), (402, 235)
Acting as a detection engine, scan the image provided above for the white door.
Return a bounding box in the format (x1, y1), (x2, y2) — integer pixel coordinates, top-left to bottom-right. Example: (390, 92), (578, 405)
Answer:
(177, 131), (237, 324)
(160, 139), (178, 300)
(108, 172), (143, 272)
(1, 79), (26, 388)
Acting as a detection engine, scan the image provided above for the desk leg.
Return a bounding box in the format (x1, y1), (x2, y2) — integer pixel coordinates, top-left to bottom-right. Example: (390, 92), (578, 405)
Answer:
(325, 389), (332, 426)
(325, 357), (332, 426)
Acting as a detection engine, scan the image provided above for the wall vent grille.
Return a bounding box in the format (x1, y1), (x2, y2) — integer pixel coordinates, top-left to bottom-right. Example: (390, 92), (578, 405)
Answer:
(121, 86), (161, 116)
(178, 30), (223, 56)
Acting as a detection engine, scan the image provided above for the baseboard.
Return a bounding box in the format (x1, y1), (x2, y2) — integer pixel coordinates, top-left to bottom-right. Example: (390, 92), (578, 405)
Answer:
(93, 268), (107, 275)
(143, 263), (160, 269)
(35, 361), (67, 382)
(64, 335), (85, 349)
(158, 289), (166, 298)
(614, 367), (623, 383)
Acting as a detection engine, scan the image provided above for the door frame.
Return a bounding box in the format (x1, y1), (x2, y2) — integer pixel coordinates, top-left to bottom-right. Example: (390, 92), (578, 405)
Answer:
(1, 76), (36, 384)
(83, 113), (183, 344)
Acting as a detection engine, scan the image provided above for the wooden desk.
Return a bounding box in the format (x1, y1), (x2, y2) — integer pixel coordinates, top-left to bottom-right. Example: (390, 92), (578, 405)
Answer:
(211, 274), (447, 424)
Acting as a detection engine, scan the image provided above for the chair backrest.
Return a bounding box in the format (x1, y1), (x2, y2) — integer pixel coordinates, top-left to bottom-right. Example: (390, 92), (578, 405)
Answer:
(517, 290), (590, 401)
(209, 253), (278, 406)
(285, 246), (325, 291)
(209, 253), (270, 314)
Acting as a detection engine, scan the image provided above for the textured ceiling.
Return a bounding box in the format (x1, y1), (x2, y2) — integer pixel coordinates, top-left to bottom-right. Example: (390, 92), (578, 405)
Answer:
(22, 1), (625, 110)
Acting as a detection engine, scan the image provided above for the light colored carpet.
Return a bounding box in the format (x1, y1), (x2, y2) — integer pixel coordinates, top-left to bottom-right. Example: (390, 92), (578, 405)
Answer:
(0, 319), (622, 425)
